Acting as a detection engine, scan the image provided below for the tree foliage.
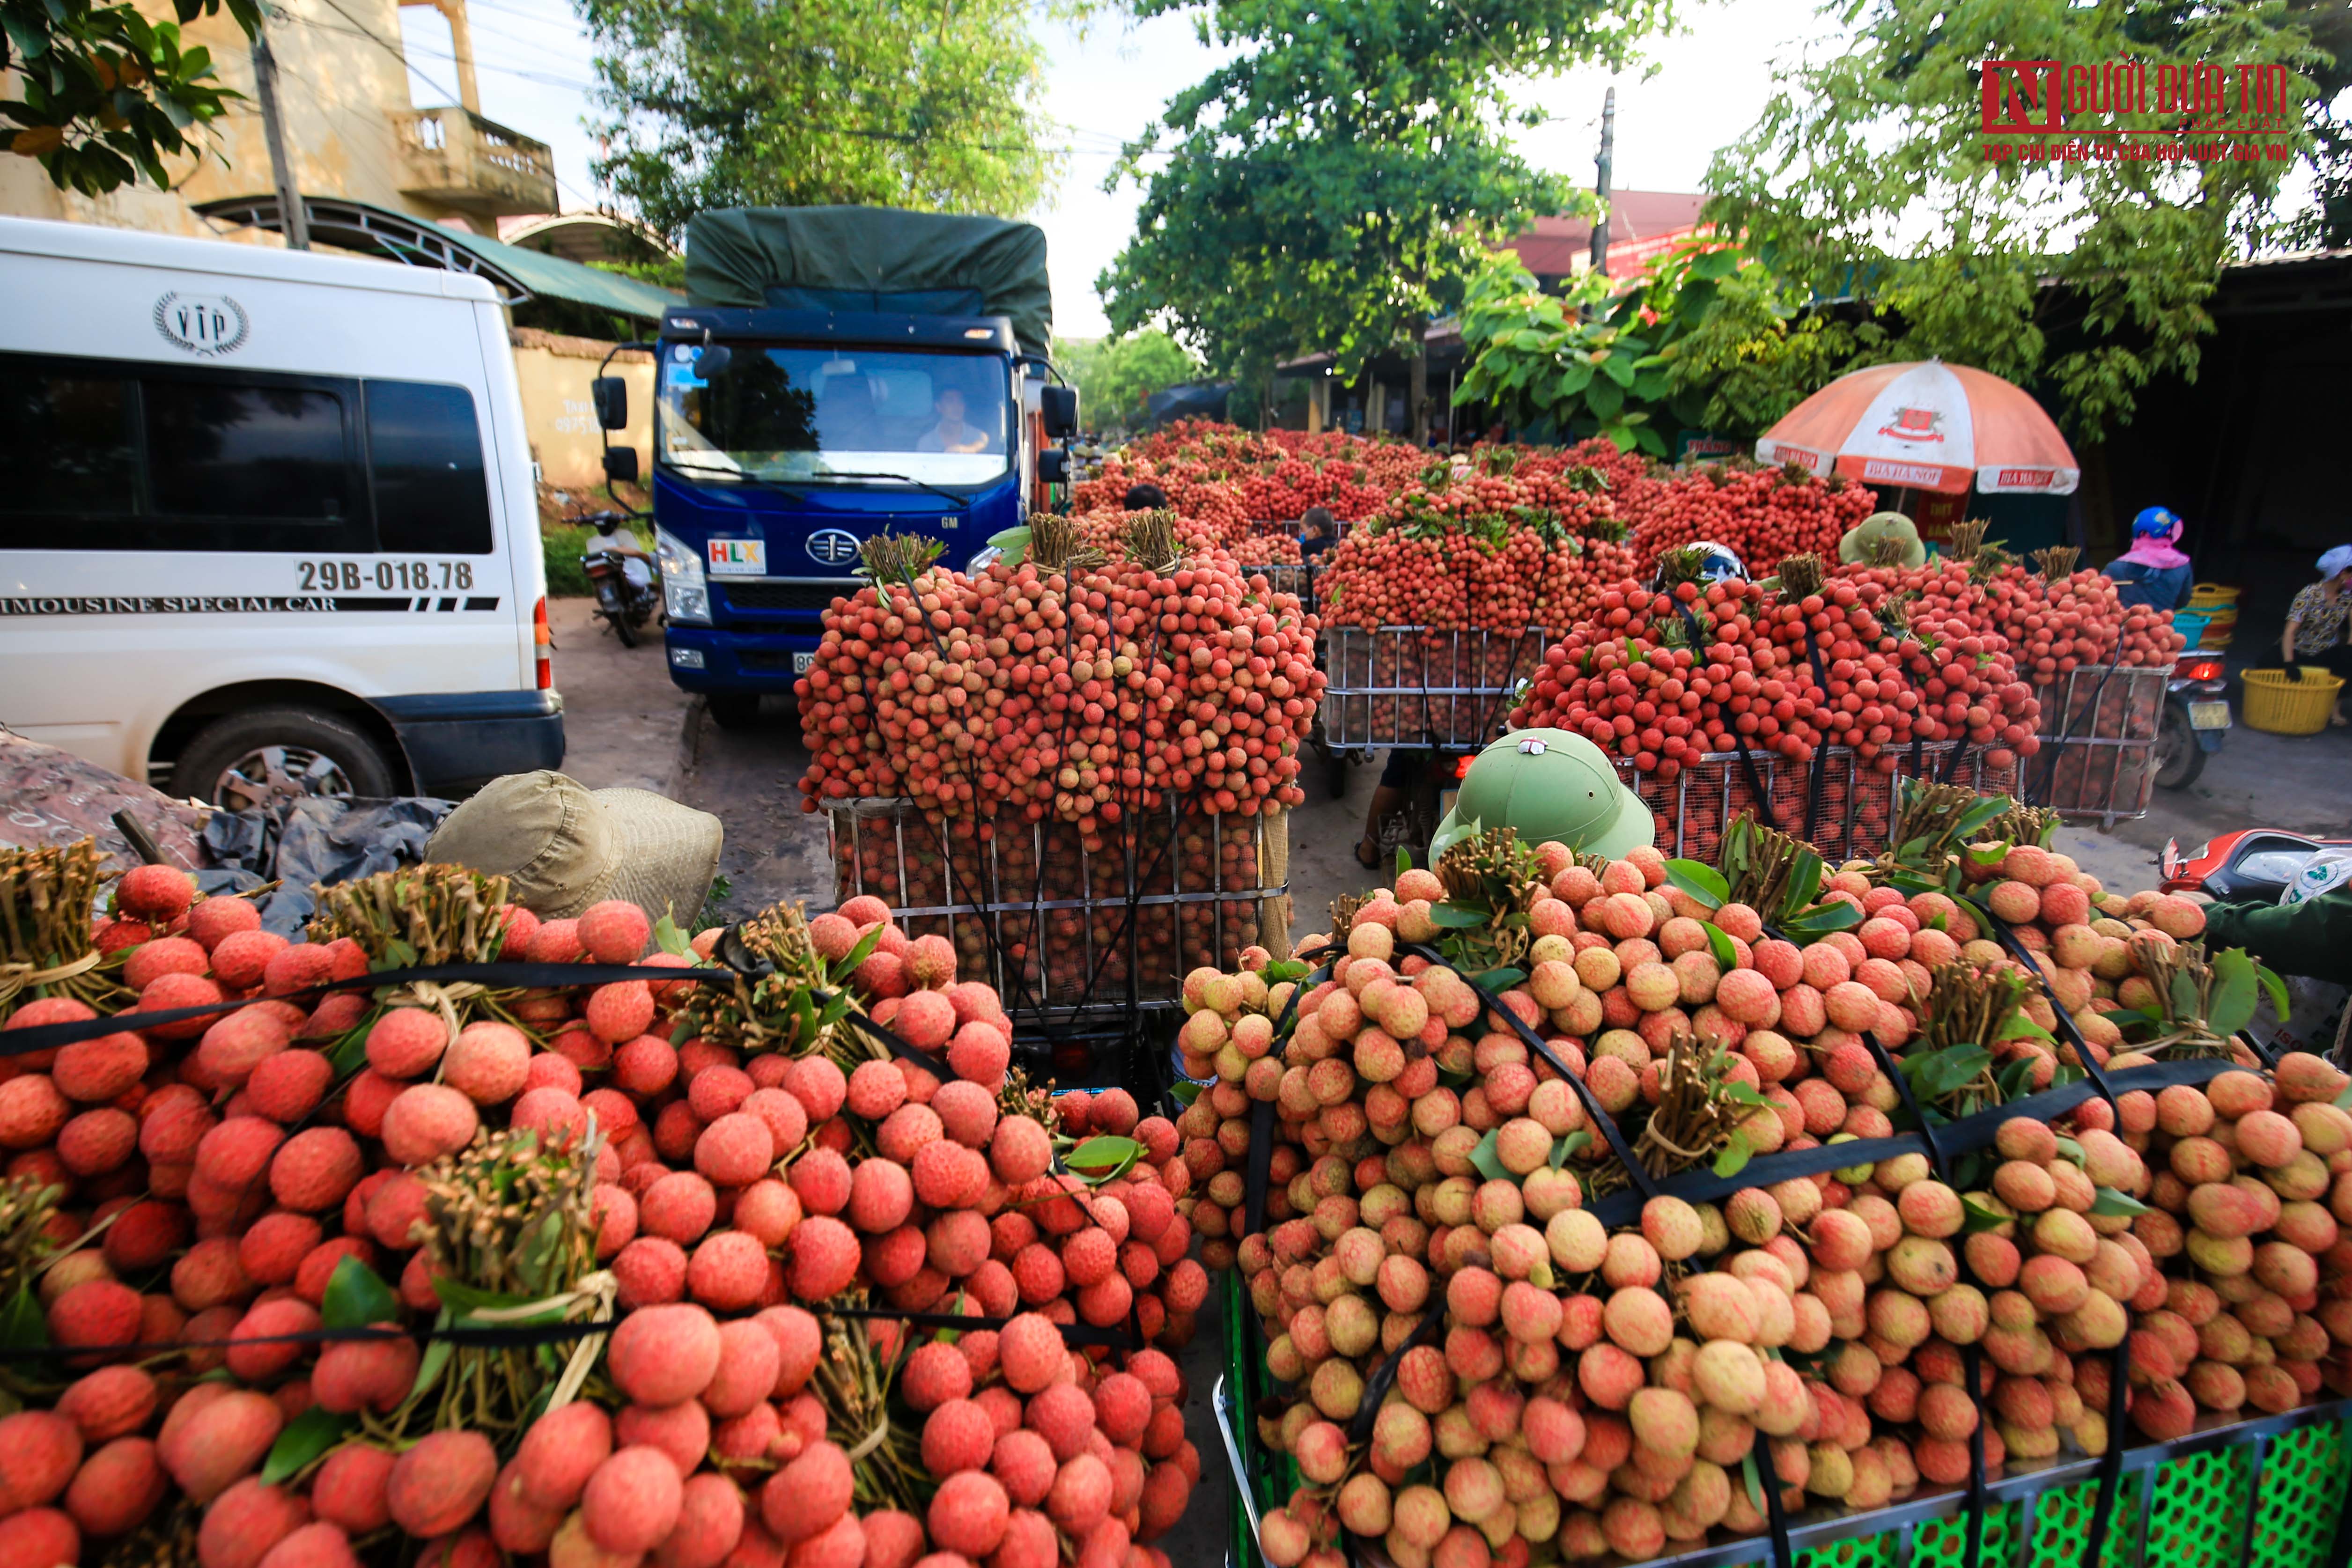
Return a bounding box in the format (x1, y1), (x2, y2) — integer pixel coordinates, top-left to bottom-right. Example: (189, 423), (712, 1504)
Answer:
(1054, 330), (1202, 431)
(583, 0), (1056, 241)
(1706, 0), (2327, 438)
(1101, 0), (1672, 399)
(1, 0), (256, 194)
(1455, 239), (1883, 448)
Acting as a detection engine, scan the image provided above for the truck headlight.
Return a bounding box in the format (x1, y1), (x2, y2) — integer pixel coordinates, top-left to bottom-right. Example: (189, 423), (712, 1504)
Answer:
(656, 527), (709, 624)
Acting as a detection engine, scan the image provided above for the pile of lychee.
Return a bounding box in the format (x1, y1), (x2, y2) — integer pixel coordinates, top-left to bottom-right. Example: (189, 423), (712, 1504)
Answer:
(1166, 837), (2352, 1568)
(0, 869), (1209, 1568)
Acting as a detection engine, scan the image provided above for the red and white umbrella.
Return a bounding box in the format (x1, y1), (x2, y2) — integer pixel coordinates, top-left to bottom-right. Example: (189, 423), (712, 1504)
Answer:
(1755, 360), (2079, 496)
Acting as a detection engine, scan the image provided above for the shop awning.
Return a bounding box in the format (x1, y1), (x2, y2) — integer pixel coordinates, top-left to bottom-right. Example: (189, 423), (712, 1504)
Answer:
(194, 194), (682, 321)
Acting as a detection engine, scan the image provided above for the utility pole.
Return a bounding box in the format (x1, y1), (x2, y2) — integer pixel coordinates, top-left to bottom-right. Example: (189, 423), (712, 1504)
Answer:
(1589, 85), (1615, 277)
(252, 20), (310, 250)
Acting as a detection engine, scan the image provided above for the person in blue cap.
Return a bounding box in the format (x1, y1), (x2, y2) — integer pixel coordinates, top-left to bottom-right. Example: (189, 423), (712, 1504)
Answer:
(2100, 507), (2194, 613)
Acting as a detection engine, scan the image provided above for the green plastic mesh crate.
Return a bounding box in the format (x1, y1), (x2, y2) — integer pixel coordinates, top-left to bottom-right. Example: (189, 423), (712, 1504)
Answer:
(1217, 1303), (2348, 1568)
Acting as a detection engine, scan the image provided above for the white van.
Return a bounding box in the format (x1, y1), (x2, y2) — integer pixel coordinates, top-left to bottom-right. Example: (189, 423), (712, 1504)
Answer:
(0, 215), (561, 807)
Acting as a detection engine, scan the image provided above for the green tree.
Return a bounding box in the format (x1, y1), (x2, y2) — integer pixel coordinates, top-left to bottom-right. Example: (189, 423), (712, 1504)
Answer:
(2, 0), (256, 194)
(1056, 330), (1201, 430)
(1100, 0), (1672, 441)
(1707, 0), (2327, 438)
(583, 0), (1056, 241)
(1454, 239), (1876, 451)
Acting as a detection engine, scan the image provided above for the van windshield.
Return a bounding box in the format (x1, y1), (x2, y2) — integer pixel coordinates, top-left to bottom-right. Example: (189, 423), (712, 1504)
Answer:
(659, 345), (1010, 488)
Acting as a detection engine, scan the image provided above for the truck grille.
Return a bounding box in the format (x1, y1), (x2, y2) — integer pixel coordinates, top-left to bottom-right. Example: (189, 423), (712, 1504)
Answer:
(721, 582), (841, 614)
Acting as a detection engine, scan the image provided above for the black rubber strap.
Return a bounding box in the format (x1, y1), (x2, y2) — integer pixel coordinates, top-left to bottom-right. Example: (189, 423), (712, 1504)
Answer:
(1399, 942), (1656, 1200)
(1239, 950), (1335, 1240)
(826, 1303), (1141, 1352)
(1979, 910), (2121, 1108)
(2078, 1340), (2133, 1568)
(1799, 628), (1832, 846)
(1756, 1433), (1796, 1568)
(0, 958), (743, 1055)
(1859, 1025), (1946, 1180)
(1347, 1312), (1446, 1443)
(1961, 1342), (1991, 1568)
(1940, 736), (1973, 783)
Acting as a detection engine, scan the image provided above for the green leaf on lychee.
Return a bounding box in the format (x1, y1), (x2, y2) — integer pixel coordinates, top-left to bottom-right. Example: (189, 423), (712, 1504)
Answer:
(1396, 846), (1413, 880)
(1468, 1129), (1509, 1182)
(2207, 949), (2257, 1038)
(0, 1284), (46, 1350)
(2253, 961), (2290, 1024)
(1741, 1451), (1766, 1512)
(1066, 1136), (1143, 1185)
(653, 913), (693, 959)
(262, 1406), (355, 1486)
(2054, 1136), (2085, 1163)
(1469, 968), (1525, 992)
(2090, 1187), (2151, 1218)
(1664, 859), (1728, 910)
(1712, 1133), (1752, 1178)
(1429, 904), (1489, 929)
(1170, 1081), (1202, 1107)
(322, 1256), (400, 1329)
(1961, 1200), (2012, 1235)
(1703, 923), (1737, 971)
(327, 1017), (372, 1077)
(828, 924), (884, 987)
(1548, 1131), (1590, 1169)
(411, 1321), (454, 1401)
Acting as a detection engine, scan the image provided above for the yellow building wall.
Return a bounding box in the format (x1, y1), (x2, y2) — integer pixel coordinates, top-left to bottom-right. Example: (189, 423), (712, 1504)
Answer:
(513, 330), (654, 494)
(0, 0), (470, 234)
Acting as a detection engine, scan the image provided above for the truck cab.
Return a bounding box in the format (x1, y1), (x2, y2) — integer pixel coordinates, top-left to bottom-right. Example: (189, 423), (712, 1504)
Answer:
(601, 206), (1072, 727)
(639, 307), (1048, 724)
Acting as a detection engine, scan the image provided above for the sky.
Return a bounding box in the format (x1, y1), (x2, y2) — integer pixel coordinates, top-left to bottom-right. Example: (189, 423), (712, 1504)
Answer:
(408, 0), (1841, 337)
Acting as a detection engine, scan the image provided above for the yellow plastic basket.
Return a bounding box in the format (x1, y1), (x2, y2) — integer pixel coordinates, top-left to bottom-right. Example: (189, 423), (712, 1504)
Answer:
(2242, 667), (2344, 735)
(2190, 582), (2241, 608)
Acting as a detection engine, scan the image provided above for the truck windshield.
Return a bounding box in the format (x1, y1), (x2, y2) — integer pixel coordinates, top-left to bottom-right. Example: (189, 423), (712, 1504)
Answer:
(659, 345), (1010, 488)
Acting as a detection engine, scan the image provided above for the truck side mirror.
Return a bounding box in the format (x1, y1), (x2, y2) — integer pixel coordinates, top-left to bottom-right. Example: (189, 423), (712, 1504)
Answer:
(1037, 448), (1070, 485)
(604, 446), (640, 484)
(1040, 385), (1079, 440)
(591, 376), (629, 431)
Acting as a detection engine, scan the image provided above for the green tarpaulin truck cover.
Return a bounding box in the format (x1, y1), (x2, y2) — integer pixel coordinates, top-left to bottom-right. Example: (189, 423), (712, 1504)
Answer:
(684, 206), (1052, 357)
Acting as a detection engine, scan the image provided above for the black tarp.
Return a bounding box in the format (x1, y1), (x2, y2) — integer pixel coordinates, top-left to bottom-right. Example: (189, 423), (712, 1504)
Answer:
(200, 796), (455, 934)
(686, 207), (1052, 357)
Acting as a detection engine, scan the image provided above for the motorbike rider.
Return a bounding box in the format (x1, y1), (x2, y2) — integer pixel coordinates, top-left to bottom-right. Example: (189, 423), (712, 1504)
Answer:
(583, 515), (656, 595)
(2100, 507), (2194, 613)
(2190, 847), (2352, 986)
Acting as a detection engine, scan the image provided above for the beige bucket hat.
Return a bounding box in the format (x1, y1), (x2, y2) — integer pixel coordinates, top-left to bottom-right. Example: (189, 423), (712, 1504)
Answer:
(425, 771), (723, 925)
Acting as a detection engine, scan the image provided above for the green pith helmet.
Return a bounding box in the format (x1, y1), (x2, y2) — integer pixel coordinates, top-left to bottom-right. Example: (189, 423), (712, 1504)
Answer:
(1839, 511), (1927, 569)
(1429, 729), (1654, 861)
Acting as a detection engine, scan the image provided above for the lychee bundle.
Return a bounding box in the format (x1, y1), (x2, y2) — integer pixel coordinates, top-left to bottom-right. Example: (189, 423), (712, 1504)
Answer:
(1615, 456), (1880, 569)
(795, 526), (1323, 825)
(0, 855), (1209, 1568)
(1168, 824), (2350, 1568)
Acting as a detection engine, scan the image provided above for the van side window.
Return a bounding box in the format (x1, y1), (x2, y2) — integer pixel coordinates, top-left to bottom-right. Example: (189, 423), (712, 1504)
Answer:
(145, 380), (351, 521)
(367, 381), (492, 553)
(0, 364), (138, 517)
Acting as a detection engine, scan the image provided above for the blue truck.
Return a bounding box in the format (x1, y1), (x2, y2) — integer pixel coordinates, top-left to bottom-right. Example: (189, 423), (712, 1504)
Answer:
(592, 207), (1076, 727)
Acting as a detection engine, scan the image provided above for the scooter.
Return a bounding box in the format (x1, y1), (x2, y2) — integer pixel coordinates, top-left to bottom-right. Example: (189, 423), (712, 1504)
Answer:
(2159, 829), (2352, 900)
(2154, 649), (2230, 790)
(580, 531), (659, 649)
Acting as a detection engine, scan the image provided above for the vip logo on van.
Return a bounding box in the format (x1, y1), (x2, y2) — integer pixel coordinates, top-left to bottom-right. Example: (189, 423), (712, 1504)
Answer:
(807, 529), (860, 567)
(153, 293), (251, 358)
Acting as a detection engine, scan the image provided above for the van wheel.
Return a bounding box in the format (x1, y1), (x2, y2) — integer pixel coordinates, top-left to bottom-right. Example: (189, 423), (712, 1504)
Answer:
(170, 707), (398, 811)
(706, 693), (762, 730)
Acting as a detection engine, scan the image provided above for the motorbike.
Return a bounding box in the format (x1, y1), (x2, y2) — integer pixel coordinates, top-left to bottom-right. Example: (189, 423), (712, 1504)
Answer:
(2154, 648), (2230, 790)
(579, 519), (658, 648)
(2159, 828), (2352, 900)
(2161, 828), (2352, 1061)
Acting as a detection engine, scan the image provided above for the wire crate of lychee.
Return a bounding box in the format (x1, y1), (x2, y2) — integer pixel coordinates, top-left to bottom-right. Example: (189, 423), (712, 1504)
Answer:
(824, 798), (1285, 1017)
(1320, 626), (1551, 750)
(1236, 561), (1317, 607)
(1618, 741), (2019, 864)
(2027, 663), (2169, 827)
